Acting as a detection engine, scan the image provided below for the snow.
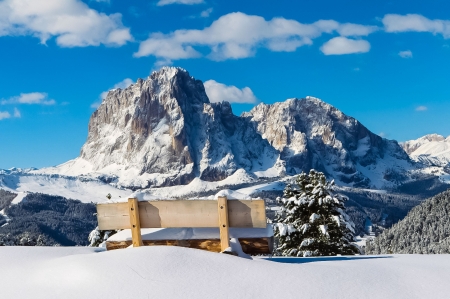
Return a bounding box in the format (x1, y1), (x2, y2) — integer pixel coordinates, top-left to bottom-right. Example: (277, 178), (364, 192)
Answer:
(403, 134), (450, 167)
(0, 172), (132, 203)
(107, 225), (274, 242)
(440, 174), (450, 184)
(214, 189), (251, 199)
(11, 191), (27, 204)
(353, 136), (371, 157)
(1, 246), (450, 298)
(236, 179), (286, 196)
(0, 167), (280, 203)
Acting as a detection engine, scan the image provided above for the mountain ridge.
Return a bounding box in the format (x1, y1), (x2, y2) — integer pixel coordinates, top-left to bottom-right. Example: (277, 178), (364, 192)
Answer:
(401, 134), (450, 168)
(32, 66), (415, 190)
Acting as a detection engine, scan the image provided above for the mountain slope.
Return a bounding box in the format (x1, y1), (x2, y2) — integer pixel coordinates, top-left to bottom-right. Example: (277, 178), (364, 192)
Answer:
(402, 134), (450, 167)
(243, 97), (413, 188)
(366, 189), (450, 254)
(39, 67), (280, 188)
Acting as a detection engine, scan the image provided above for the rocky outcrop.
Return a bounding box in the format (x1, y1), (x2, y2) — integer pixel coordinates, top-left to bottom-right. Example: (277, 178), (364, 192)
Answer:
(79, 67), (279, 187)
(243, 97), (413, 188)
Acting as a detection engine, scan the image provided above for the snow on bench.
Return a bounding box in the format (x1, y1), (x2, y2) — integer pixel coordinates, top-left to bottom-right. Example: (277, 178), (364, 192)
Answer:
(96, 195), (273, 254)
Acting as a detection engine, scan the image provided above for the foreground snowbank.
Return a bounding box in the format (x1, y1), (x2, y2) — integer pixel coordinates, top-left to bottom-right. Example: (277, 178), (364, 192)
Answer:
(1, 246), (449, 298)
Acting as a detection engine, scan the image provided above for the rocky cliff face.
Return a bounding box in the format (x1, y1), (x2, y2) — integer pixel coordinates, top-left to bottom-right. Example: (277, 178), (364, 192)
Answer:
(78, 67), (279, 187)
(243, 97), (413, 188)
(44, 67), (415, 189)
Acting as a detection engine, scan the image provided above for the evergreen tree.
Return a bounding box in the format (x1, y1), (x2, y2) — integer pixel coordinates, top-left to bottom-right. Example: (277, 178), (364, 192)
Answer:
(274, 169), (359, 257)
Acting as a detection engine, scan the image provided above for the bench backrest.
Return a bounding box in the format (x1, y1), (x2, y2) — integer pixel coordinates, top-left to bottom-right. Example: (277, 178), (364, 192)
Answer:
(96, 196), (266, 251)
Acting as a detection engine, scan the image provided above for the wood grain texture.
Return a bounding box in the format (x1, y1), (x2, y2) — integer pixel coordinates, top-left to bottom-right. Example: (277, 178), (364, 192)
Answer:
(128, 198), (143, 247)
(97, 199), (266, 230)
(217, 196), (230, 251)
(105, 237), (273, 255)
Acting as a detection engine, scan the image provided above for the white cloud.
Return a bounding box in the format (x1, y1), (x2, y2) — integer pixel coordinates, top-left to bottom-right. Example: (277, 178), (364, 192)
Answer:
(0, 111), (11, 120)
(13, 108), (21, 118)
(134, 12), (376, 62)
(1, 92), (55, 105)
(379, 132), (386, 137)
(0, 108), (21, 120)
(416, 106), (428, 111)
(204, 80), (258, 104)
(383, 14), (450, 38)
(92, 78), (134, 108)
(157, 0), (204, 6)
(320, 37), (370, 55)
(200, 8), (213, 18)
(399, 50), (413, 58)
(0, 0), (132, 47)
(337, 23), (378, 36)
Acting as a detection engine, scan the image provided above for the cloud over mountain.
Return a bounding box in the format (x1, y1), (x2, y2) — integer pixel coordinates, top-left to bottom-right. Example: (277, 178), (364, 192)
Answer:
(204, 80), (257, 104)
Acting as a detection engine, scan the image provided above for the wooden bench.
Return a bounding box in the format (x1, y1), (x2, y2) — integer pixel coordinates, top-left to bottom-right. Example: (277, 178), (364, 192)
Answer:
(96, 196), (273, 255)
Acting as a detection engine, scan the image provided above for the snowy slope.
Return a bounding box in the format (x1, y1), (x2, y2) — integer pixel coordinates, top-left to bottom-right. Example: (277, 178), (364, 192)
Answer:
(0, 246), (449, 299)
(402, 134), (450, 167)
(0, 168), (131, 203)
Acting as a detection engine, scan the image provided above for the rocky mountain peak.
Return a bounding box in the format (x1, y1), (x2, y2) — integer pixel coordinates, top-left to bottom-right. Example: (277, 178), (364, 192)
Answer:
(43, 68), (415, 190)
(244, 96), (411, 188)
(73, 67), (279, 188)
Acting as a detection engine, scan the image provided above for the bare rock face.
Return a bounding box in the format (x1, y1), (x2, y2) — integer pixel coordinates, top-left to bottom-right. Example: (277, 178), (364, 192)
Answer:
(80, 67), (278, 187)
(243, 97), (412, 188)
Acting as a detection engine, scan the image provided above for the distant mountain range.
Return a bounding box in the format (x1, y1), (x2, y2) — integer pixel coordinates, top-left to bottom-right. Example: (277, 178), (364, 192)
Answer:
(401, 134), (450, 168)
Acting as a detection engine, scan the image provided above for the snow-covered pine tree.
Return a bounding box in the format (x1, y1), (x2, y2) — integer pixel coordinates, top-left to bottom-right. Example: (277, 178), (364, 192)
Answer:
(274, 169), (359, 257)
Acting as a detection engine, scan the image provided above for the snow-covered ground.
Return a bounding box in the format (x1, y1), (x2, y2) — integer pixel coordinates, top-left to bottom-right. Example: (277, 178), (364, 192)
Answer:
(0, 168), (281, 202)
(0, 172), (132, 203)
(11, 191), (27, 204)
(0, 246), (449, 298)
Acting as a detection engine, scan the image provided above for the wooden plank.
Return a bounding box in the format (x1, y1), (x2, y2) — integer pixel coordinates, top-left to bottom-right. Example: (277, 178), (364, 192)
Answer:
(139, 200), (219, 228)
(228, 200), (266, 228)
(128, 198), (143, 247)
(217, 196), (230, 251)
(97, 202), (130, 230)
(97, 199), (266, 230)
(105, 237), (272, 254)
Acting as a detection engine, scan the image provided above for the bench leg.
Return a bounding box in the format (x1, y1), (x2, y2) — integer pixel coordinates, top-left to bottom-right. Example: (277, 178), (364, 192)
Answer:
(128, 198), (143, 247)
(217, 196), (230, 252)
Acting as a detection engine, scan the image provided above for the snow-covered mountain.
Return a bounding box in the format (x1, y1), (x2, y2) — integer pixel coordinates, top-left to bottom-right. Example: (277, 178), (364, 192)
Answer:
(243, 97), (413, 188)
(401, 134), (450, 167)
(31, 67), (416, 190)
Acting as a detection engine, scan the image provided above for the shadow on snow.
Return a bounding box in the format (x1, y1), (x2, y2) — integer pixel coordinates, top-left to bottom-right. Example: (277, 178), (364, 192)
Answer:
(263, 255), (393, 264)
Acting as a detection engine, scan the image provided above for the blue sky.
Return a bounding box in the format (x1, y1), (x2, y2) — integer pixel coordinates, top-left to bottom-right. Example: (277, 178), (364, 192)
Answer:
(1, 0), (450, 169)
